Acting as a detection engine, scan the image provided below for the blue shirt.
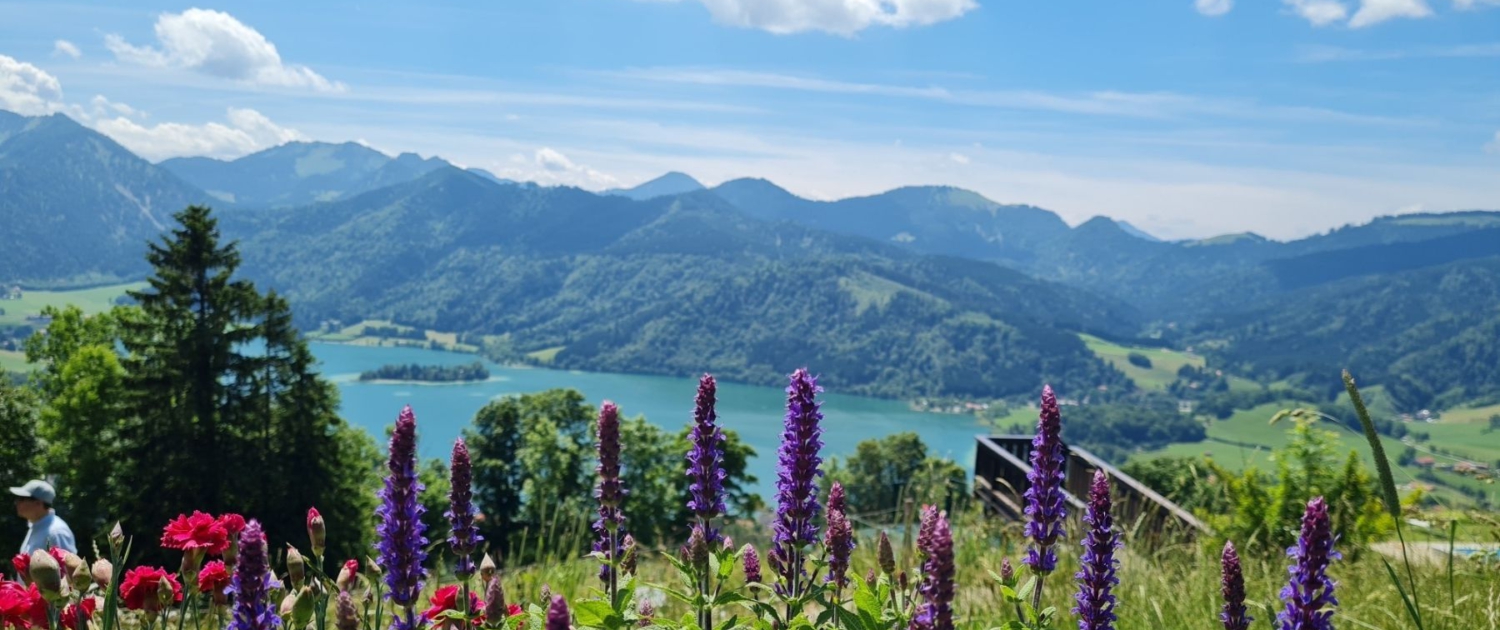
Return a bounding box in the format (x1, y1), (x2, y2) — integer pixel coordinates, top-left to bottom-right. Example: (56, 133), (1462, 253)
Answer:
(20, 511), (76, 555)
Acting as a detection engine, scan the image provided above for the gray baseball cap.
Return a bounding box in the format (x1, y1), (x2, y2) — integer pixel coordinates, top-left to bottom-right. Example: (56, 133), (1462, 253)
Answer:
(8, 480), (56, 504)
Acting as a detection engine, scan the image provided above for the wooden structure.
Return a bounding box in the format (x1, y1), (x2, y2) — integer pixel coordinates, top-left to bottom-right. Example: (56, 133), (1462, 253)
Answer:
(973, 435), (1209, 538)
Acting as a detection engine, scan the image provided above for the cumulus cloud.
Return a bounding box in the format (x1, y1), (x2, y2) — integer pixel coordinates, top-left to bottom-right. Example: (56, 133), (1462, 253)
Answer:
(948, 152), (970, 164)
(1349, 0), (1433, 26)
(490, 147), (619, 188)
(1195, 0), (1234, 16)
(1284, 0), (1351, 25)
(641, 0), (978, 35)
(94, 107), (305, 161)
(105, 8), (344, 92)
(0, 54), (66, 115)
(53, 40), (82, 59)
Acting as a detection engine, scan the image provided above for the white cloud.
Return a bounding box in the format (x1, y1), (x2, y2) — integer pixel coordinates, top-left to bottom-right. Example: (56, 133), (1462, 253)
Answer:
(1284, 0), (1351, 25)
(641, 0), (978, 35)
(493, 147), (620, 188)
(0, 54), (65, 115)
(88, 95), (145, 120)
(93, 107), (305, 161)
(948, 152), (970, 164)
(1349, 0), (1433, 27)
(1195, 0), (1234, 16)
(105, 8), (344, 92)
(1485, 131), (1500, 154)
(53, 40), (82, 59)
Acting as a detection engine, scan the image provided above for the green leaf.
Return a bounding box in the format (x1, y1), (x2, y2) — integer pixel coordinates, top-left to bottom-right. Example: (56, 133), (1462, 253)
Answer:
(572, 600), (620, 630)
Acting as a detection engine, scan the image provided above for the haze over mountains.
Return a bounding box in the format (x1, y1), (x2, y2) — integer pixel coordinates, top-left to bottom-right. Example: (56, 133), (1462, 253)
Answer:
(6, 108), (1500, 408)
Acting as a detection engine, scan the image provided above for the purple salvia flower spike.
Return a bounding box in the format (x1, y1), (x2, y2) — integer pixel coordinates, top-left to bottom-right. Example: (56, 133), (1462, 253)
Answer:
(228, 520), (281, 630)
(741, 545), (762, 583)
(447, 438), (483, 579)
(771, 368), (825, 599)
(1023, 385), (1067, 575)
(686, 374), (728, 540)
(376, 405), (428, 630)
(546, 595), (570, 630)
(1277, 497), (1341, 630)
(1073, 470), (1120, 630)
(824, 482), (855, 589)
(1221, 541), (1250, 630)
(594, 402), (627, 585)
(909, 507), (954, 630)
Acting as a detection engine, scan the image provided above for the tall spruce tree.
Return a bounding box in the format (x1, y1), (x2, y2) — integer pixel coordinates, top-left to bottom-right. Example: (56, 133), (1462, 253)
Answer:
(117, 206), (377, 561)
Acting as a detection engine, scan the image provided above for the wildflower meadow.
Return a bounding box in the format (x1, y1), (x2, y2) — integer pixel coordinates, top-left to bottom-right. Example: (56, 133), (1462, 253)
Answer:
(3, 370), (1496, 630)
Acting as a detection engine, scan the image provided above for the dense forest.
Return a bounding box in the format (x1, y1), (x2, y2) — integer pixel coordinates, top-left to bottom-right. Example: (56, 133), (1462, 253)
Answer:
(358, 361), (490, 382)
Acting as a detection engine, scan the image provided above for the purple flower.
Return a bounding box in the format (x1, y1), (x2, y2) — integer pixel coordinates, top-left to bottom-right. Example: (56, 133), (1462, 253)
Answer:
(376, 406), (429, 630)
(227, 520), (281, 630)
(447, 438), (483, 579)
(824, 483), (855, 589)
(594, 402), (627, 584)
(909, 507), (954, 630)
(546, 595), (570, 630)
(1221, 541), (1250, 630)
(483, 574), (507, 623)
(335, 591), (359, 630)
(1277, 497), (1340, 630)
(741, 545), (762, 584)
(1073, 470), (1119, 630)
(687, 374), (728, 539)
(771, 368), (825, 597)
(1023, 385), (1067, 575)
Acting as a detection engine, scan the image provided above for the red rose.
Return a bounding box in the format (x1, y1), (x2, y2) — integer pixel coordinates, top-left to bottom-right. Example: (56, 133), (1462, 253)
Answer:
(161, 512), (229, 555)
(421, 585), (485, 626)
(60, 596), (98, 630)
(11, 555), (29, 582)
(507, 604), (523, 618)
(197, 561), (230, 594)
(45, 549), (68, 571)
(217, 514), (247, 537)
(119, 566), (182, 612)
(0, 581), (48, 629)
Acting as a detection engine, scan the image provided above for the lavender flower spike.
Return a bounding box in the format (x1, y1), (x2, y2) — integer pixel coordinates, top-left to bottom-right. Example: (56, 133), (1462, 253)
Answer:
(1277, 497), (1341, 630)
(1220, 541), (1250, 630)
(686, 374), (728, 540)
(546, 596), (571, 630)
(824, 482), (855, 589)
(1023, 385), (1068, 575)
(741, 545), (762, 584)
(909, 507), (954, 630)
(376, 405), (429, 630)
(228, 520), (282, 630)
(1073, 470), (1120, 630)
(447, 438), (483, 579)
(771, 368), (825, 598)
(594, 402), (627, 585)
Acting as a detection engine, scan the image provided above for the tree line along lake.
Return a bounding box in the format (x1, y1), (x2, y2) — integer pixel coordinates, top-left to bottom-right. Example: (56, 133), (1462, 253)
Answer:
(312, 342), (986, 497)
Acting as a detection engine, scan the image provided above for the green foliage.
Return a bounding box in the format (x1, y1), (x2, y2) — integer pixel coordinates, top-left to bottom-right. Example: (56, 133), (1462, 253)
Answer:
(0, 373), (40, 545)
(1003, 402), (1205, 463)
(1204, 414), (1392, 555)
(359, 361), (489, 382)
(821, 433), (966, 520)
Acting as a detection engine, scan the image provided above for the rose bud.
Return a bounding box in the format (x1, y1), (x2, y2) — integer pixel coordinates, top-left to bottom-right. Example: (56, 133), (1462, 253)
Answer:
(71, 557), (92, 592)
(337, 559), (359, 592)
(109, 523), (125, 551)
(279, 591), (298, 618)
(286, 546), (306, 588)
(291, 586), (316, 629)
(156, 575), (176, 610)
(479, 553), (496, 585)
(91, 559), (113, 590)
(29, 549), (64, 600)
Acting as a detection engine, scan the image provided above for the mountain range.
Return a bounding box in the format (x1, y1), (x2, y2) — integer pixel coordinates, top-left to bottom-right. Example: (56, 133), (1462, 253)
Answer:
(5, 108), (1500, 407)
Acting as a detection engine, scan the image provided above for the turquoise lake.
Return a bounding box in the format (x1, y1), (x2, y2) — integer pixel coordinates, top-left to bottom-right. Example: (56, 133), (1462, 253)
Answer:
(312, 342), (988, 495)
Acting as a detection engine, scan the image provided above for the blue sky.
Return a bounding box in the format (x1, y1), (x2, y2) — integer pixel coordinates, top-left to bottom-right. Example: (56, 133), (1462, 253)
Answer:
(1, 0), (1498, 239)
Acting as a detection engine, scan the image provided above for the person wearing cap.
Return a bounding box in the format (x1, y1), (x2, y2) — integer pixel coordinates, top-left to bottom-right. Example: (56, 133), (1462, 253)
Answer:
(10, 479), (76, 555)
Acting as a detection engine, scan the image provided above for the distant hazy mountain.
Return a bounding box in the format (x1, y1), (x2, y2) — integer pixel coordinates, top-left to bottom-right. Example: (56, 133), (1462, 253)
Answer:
(0, 110), (214, 284)
(711, 179), (1071, 265)
(230, 168), (1136, 399)
(1114, 220), (1160, 242)
(160, 142), (471, 208)
(605, 171), (705, 200)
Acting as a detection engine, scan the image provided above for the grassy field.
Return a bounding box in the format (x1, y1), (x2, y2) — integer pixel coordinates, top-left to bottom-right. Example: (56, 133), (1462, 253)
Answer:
(1079, 333), (1258, 392)
(308, 319), (479, 353)
(1440, 402), (1500, 425)
(0, 282), (142, 327)
(0, 349), (30, 373)
(1139, 401), (1497, 508)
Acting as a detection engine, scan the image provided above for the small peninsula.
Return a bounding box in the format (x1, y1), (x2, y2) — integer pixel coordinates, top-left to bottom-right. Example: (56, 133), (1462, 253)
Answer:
(358, 361), (490, 383)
